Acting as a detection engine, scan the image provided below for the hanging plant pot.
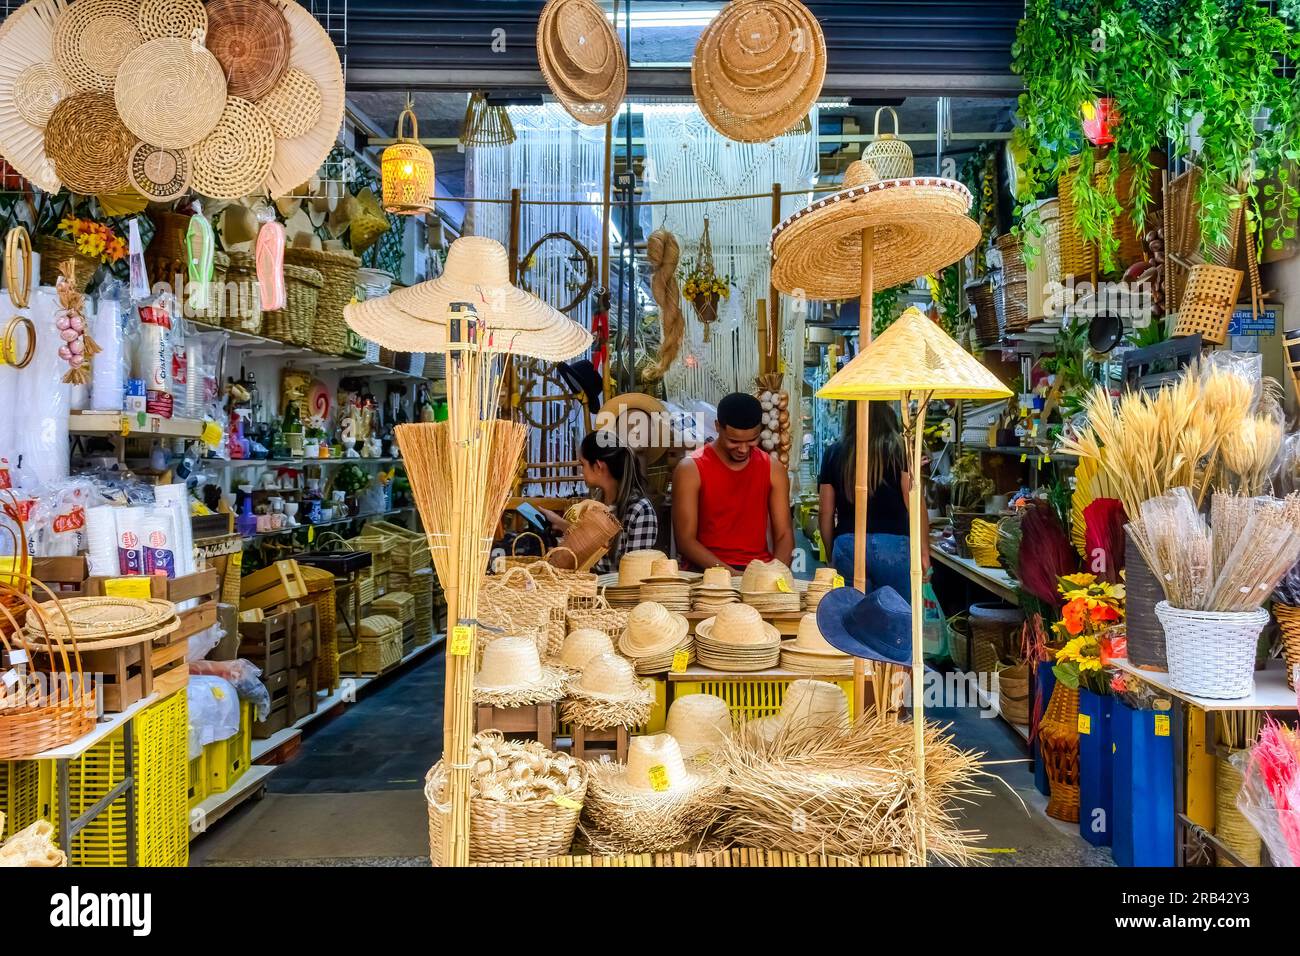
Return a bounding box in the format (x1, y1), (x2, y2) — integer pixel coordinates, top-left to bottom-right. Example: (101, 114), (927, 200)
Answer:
(1082, 97), (1118, 147)
(691, 291), (720, 339)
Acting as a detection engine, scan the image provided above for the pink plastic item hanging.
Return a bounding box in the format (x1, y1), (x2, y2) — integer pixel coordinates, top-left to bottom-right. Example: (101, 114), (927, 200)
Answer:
(256, 220), (287, 311)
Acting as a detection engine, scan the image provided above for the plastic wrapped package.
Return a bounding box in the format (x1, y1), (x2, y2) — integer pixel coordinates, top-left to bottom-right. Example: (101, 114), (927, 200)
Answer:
(186, 621), (223, 663)
(132, 297), (174, 418)
(190, 658), (271, 721)
(186, 675), (242, 759)
(33, 478), (95, 556)
(1233, 742), (1300, 867)
(12, 286), (70, 489)
(90, 280), (126, 412)
(187, 326), (228, 419)
(83, 503), (178, 577)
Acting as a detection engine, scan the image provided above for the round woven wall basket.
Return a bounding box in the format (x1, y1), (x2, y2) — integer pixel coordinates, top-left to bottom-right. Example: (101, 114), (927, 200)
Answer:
(256, 66), (321, 138)
(43, 92), (134, 194)
(53, 0), (142, 93)
(13, 62), (68, 127)
(137, 0), (208, 42)
(114, 37), (227, 149)
(189, 96), (276, 200)
(381, 107), (434, 214)
(205, 0), (291, 100)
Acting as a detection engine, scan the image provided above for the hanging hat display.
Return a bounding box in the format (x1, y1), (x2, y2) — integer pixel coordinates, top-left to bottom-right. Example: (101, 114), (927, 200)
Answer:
(536, 0), (627, 126)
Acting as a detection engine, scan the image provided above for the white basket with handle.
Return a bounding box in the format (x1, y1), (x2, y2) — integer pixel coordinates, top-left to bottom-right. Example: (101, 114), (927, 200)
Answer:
(1154, 602), (1268, 700)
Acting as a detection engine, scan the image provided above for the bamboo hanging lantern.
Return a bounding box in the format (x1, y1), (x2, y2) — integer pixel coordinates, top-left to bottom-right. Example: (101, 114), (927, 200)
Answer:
(860, 107), (914, 182)
(459, 91), (516, 148)
(818, 307), (1012, 864)
(382, 95), (435, 214)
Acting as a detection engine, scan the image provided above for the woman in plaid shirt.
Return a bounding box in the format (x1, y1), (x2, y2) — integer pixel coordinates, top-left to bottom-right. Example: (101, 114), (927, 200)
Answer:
(542, 431), (658, 573)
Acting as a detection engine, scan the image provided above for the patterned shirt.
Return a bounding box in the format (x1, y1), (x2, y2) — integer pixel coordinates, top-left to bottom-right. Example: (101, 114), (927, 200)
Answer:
(595, 497), (659, 574)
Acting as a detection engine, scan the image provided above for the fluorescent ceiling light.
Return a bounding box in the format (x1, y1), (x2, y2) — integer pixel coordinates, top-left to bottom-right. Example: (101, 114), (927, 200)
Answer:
(607, 5), (722, 28)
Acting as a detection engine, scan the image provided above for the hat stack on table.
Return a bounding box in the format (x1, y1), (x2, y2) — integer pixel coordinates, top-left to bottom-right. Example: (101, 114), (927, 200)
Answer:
(637, 558), (693, 613)
(740, 559), (801, 615)
(692, 566), (740, 613)
(604, 548), (665, 608)
(695, 603), (781, 672)
(802, 566), (839, 611)
(617, 601), (693, 675)
(781, 613), (856, 677)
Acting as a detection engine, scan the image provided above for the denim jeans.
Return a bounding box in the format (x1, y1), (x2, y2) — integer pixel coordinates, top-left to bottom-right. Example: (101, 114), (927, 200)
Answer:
(830, 533), (911, 598)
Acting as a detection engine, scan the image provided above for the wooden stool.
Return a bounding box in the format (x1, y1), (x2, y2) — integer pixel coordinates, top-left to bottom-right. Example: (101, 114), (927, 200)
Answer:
(571, 724), (629, 762)
(474, 702), (556, 749)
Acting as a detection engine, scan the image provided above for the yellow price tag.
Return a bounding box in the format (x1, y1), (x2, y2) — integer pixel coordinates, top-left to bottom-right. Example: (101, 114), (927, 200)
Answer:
(450, 624), (473, 656)
(200, 421), (223, 449)
(671, 649), (689, 673)
(832, 574), (845, 589)
(229, 549), (242, 571)
(1153, 714), (1170, 738)
(647, 764), (670, 792)
(775, 577), (792, 593)
(1019, 454), (1027, 463)
(307, 526), (315, 544)
(1077, 713), (1091, 735)
(120, 416), (131, 437)
(1043, 454), (1051, 464)
(552, 795), (581, 811)
(103, 577), (154, 599)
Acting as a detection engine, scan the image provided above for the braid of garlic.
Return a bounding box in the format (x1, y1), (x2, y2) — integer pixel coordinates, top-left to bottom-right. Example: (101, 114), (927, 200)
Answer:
(643, 228), (684, 382)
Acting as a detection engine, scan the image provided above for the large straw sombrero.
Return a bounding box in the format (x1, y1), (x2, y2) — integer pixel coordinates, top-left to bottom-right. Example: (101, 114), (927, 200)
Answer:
(344, 235), (593, 362)
(771, 161), (980, 300)
(665, 694), (733, 759)
(691, 0), (825, 143)
(473, 635), (567, 705)
(746, 678), (849, 746)
(593, 392), (669, 464)
(536, 0), (626, 126)
(0, 0), (69, 193)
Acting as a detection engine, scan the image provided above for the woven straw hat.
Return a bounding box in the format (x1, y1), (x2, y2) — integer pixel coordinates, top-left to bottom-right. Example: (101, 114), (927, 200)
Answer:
(779, 613), (852, 677)
(696, 602), (780, 647)
(558, 628), (614, 670)
(475, 636), (563, 692)
(665, 695), (732, 758)
(697, 567), (736, 591)
(609, 733), (706, 795)
(344, 235), (592, 362)
(747, 678), (849, 745)
(536, 0), (627, 126)
(740, 558), (793, 594)
(781, 612), (846, 657)
(572, 651), (644, 702)
(691, 0), (826, 143)
(642, 558), (686, 582)
(812, 566), (836, 586)
(617, 548), (666, 587)
(770, 163), (981, 300)
(618, 601), (689, 659)
(818, 307), (1014, 402)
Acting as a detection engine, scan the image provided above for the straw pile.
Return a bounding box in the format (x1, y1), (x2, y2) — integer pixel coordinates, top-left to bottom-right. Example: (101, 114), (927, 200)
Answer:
(561, 682), (654, 731)
(0, 817), (65, 867)
(706, 717), (988, 866)
(464, 732), (585, 802)
(580, 768), (726, 855)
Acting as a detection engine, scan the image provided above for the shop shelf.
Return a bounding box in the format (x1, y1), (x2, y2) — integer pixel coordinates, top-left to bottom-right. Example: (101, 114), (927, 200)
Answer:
(69, 411), (205, 439)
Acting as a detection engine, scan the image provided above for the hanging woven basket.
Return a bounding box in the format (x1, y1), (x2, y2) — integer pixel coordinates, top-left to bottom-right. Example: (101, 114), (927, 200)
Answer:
(382, 103), (435, 215)
(460, 91), (516, 148)
(860, 107), (914, 183)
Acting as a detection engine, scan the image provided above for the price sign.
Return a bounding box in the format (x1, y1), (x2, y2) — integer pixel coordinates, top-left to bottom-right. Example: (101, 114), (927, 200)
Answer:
(104, 577), (154, 599)
(552, 795), (581, 810)
(647, 764), (670, 792)
(1153, 714), (1170, 738)
(1077, 714), (1091, 735)
(671, 649), (689, 673)
(832, 574), (845, 589)
(450, 625), (474, 656)
(775, 577), (792, 593)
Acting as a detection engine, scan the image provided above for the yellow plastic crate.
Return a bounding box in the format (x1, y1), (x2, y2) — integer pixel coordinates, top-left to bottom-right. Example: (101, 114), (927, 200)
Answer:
(45, 690), (190, 867)
(206, 700), (252, 795)
(673, 678), (856, 725)
(188, 750), (207, 809)
(0, 760), (42, 838)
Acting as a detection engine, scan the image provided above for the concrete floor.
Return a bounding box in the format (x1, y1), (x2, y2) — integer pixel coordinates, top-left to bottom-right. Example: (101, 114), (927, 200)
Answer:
(190, 651), (1111, 867)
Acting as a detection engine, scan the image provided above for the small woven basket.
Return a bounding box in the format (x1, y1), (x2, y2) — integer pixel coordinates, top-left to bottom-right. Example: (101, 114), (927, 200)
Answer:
(860, 107), (913, 182)
(970, 602), (1022, 663)
(425, 759), (587, 865)
(967, 278), (999, 346)
(1124, 529), (1166, 669)
(284, 247), (360, 355)
(261, 264), (322, 345)
(221, 252), (263, 334)
(1039, 682), (1081, 823)
(1058, 156), (1097, 280)
(1155, 602), (1268, 700)
(1270, 602), (1300, 690)
(997, 662), (1030, 726)
(1172, 264), (1242, 346)
(995, 233), (1029, 333)
(1215, 750), (1261, 866)
(34, 235), (98, 291)
(950, 508), (982, 559)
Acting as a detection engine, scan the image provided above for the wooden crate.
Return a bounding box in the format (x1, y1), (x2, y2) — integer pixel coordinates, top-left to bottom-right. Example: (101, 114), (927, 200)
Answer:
(78, 641), (151, 713)
(474, 702), (556, 749)
(571, 724), (629, 762)
(238, 560), (308, 613)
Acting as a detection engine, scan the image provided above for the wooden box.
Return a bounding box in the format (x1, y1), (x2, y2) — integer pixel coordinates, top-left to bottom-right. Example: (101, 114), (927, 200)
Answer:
(474, 702), (556, 749)
(571, 725), (630, 763)
(238, 560), (308, 613)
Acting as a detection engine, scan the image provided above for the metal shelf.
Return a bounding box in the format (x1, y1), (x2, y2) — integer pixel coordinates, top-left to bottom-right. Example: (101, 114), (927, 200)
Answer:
(240, 506), (414, 542)
(204, 456), (402, 469)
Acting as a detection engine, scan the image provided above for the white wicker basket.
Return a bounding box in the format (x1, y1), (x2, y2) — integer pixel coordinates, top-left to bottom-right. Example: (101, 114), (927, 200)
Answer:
(1154, 602), (1268, 699)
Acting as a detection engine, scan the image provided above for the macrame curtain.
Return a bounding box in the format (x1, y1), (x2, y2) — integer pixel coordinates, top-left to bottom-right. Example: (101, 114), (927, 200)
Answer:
(467, 104), (604, 496)
(640, 102), (818, 487)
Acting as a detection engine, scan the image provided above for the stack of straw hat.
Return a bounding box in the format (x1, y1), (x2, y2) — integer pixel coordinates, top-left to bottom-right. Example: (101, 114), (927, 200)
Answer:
(637, 558), (692, 613)
(780, 613), (856, 677)
(554, 627), (615, 671)
(617, 601), (692, 675)
(740, 558), (801, 615)
(561, 651), (654, 730)
(665, 694), (733, 760)
(472, 636), (568, 707)
(692, 566), (740, 613)
(536, 0), (627, 126)
(695, 602), (780, 672)
(745, 679), (849, 746)
(604, 548), (665, 608)
(802, 566), (838, 611)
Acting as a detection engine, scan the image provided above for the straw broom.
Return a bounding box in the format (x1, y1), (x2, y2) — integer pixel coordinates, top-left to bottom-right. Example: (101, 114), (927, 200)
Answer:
(395, 317), (528, 868)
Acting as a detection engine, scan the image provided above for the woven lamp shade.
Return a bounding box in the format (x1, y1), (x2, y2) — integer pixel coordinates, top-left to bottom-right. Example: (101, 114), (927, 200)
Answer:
(460, 91), (516, 148)
(536, 0), (626, 126)
(691, 0), (826, 143)
(43, 92), (134, 194)
(770, 162), (981, 300)
(114, 37), (227, 149)
(860, 107), (914, 182)
(818, 307), (1013, 402)
(382, 106), (435, 214)
(205, 0), (291, 100)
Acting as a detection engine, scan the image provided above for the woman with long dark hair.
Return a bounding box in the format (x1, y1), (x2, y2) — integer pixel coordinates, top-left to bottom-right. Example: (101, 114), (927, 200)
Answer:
(817, 401), (921, 595)
(542, 430), (658, 573)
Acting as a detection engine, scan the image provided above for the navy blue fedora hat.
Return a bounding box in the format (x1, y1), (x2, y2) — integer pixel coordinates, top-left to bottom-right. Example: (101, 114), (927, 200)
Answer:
(815, 584), (912, 666)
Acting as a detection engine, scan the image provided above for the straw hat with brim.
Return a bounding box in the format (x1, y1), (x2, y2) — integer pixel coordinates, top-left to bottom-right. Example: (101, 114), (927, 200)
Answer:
(697, 567), (737, 591)
(570, 652), (649, 703)
(473, 636), (567, 705)
(781, 613), (855, 675)
(691, 0), (826, 144)
(562, 651), (655, 730)
(812, 566), (837, 586)
(770, 163), (981, 301)
(344, 235), (593, 362)
(593, 733), (708, 796)
(641, 558), (687, 582)
(536, 0), (627, 126)
(814, 584), (912, 666)
(740, 558), (794, 594)
(617, 601), (689, 659)
(746, 678), (849, 745)
(617, 548), (666, 587)
(741, 591), (802, 616)
(781, 613), (850, 658)
(557, 627), (614, 670)
(593, 392), (669, 464)
(665, 695), (733, 759)
(696, 603), (780, 647)
(817, 307), (1015, 403)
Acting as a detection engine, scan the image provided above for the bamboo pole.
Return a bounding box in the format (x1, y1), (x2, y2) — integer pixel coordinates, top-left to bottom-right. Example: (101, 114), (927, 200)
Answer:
(601, 117), (613, 403)
(904, 394), (929, 866)
(852, 228), (874, 716)
(769, 183), (782, 363)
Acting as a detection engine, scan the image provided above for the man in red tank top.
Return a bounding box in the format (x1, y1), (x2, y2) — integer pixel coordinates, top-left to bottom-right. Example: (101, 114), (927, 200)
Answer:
(672, 393), (794, 571)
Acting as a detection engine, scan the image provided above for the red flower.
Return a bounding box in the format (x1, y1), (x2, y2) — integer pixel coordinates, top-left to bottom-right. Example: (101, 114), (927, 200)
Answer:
(1061, 598), (1087, 636)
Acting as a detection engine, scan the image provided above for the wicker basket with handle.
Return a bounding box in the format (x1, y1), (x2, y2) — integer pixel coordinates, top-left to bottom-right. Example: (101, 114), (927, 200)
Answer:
(222, 251), (263, 334)
(35, 235), (99, 291)
(967, 279), (999, 346)
(261, 263), (322, 345)
(284, 246), (360, 355)
(860, 107), (913, 182)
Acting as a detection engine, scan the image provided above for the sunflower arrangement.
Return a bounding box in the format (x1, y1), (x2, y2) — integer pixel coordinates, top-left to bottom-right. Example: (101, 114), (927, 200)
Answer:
(54, 217), (127, 265)
(679, 259), (731, 303)
(1051, 572), (1125, 693)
